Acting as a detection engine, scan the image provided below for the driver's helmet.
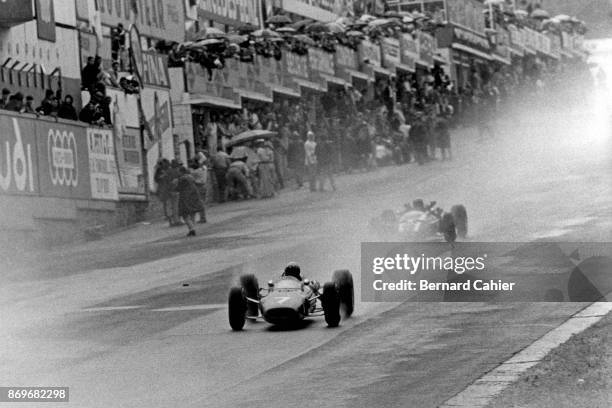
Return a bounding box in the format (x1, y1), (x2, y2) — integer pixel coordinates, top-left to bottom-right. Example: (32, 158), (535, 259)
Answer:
(283, 262), (302, 280)
(412, 199), (425, 212)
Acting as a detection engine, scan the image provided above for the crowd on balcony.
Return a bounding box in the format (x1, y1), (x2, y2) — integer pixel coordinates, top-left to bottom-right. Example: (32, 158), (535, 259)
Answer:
(0, 87), (79, 121)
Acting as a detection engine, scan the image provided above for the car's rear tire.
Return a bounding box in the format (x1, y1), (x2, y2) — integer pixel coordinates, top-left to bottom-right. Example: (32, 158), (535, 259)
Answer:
(240, 274), (260, 317)
(451, 205), (468, 238)
(440, 212), (457, 243)
(321, 282), (341, 327)
(228, 286), (246, 331)
(333, 270), (354, 317)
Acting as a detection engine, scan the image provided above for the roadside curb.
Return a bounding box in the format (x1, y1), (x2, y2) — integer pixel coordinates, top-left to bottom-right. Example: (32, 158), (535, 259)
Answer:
(439, 299), (612, 408)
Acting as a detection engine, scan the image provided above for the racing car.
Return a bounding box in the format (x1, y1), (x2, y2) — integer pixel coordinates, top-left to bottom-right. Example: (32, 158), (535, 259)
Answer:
(369, 199), (468, 242)
(228, 265), (354, 331)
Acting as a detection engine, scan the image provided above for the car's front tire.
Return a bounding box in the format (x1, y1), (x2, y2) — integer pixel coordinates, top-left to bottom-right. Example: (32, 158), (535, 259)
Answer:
(228, 286), (247, 331)
(333, 269), (354, 317)
(322, 282), (341, 327)
(451, 205), (468, 238)
(240, 274), (260, 317)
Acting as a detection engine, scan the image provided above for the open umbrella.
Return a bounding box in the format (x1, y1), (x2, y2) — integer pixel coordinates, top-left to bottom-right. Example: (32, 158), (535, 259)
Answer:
(514, 9), (528, 18)
(276, 26), (297, 34)
(227, 34), (248, 44)
(252, 29), (280, 38)
(226, 130), (277, 148)
(266, 14), (292, 25)
(236, 23), (257, 34)
(291, 19), (314, 31)
(336, 17), (354, 26)
(369, 18), (396, 28)
(326, 22), (346, 33)
(193, 38), (225, 47)
(359, 14), (376, 22)
(530, 9), (550, 19)
(293, 34), (316, 46)
(202, 27), (226, 39)
(305, 22), (330, 33)
(346, 30), (365, 38)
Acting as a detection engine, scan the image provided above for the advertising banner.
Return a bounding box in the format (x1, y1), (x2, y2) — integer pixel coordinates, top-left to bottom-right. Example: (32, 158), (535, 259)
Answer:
(381, 38), (401, 70)
(141, 51), (170, 88)
(446, 0), (485, 35)
(285, 52), (310, 79)
(35, 0), (56, 42)
(185, 63), (237, 102)
(308, 48), (336, 87)
(116, 127), (145, 196)
(418, 32), (434, 67)
(225, 59), (273, 100)
(400, 34), (418, 71)
(0, 0), (34, 26)
(493, 28), (511, 64)
(308, 48), (335, 76)
(141, 88), (173, 158)
(87, 128), (119, 201)
(281, 0), (346, 21)
(437, 25), (490, 60)
(523, 28), (537, 54)
(549, 34), (561, 60)
(334, 45), (358, 81)
(36, 119), (91, 200)
(0, 114), (39, 196)
(197, 0), (260, 27)
(508, 25), (524, 56)
(562, 32), (571, 52)
(359, 40), (381, 67)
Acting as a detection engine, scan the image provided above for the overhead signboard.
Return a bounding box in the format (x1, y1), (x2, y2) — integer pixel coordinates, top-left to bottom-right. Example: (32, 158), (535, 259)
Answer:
(359, 39), (382, 67)
(382, 38), (401, 70)
(197, 0), (260, 27)
(446, 0), (485, 35)
(35, 0), (56, 42)
(400, 33), (418, 71)
(0, 0), (34, 26)
(87, 128), (119, 201)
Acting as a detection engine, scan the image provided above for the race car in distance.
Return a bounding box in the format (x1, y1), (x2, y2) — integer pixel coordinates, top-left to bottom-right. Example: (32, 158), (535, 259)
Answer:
(369, 199), (467, 243)
(228, 266), (354, 331)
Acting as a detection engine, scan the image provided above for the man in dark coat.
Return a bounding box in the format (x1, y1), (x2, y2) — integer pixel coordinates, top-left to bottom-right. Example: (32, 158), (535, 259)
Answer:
(58, 95), (78, 121)
(166, 160), (182, 226)
(409, 112), (428, 165)
(287, 131), (304, 188)
(210, 147), (231, 202)
(176, 166), (204, 237)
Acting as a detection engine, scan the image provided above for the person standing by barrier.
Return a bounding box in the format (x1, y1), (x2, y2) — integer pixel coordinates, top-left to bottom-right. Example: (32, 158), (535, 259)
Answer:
(304, 131), (318, 192)
(409, 112), (428, 165)
(210, 147), (230, 203)
(190, 159), (208, 223)
(317, 136), (337, 192)
(435, 111), (452, 161)
(226, 157), (253, 199)
(287, 131), (304, 188)
(256, 140), (275, 198)
(176, 166), (204, 237)
(154, 159), (172, 223)
(167, 160), (182, 226)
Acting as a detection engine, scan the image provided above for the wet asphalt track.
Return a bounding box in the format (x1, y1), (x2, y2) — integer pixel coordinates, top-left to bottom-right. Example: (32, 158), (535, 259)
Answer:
(0, 93), (611, 408)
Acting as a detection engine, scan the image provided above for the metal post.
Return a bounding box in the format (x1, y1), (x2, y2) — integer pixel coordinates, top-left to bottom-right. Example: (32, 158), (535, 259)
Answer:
(128, 24), (150, 201)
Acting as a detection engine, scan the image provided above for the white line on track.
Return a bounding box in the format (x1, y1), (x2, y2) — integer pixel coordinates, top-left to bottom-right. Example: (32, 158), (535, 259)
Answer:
(150, 304), (226, 312)
(82, 305), (145, 312)
(439, 298), (612, 408)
